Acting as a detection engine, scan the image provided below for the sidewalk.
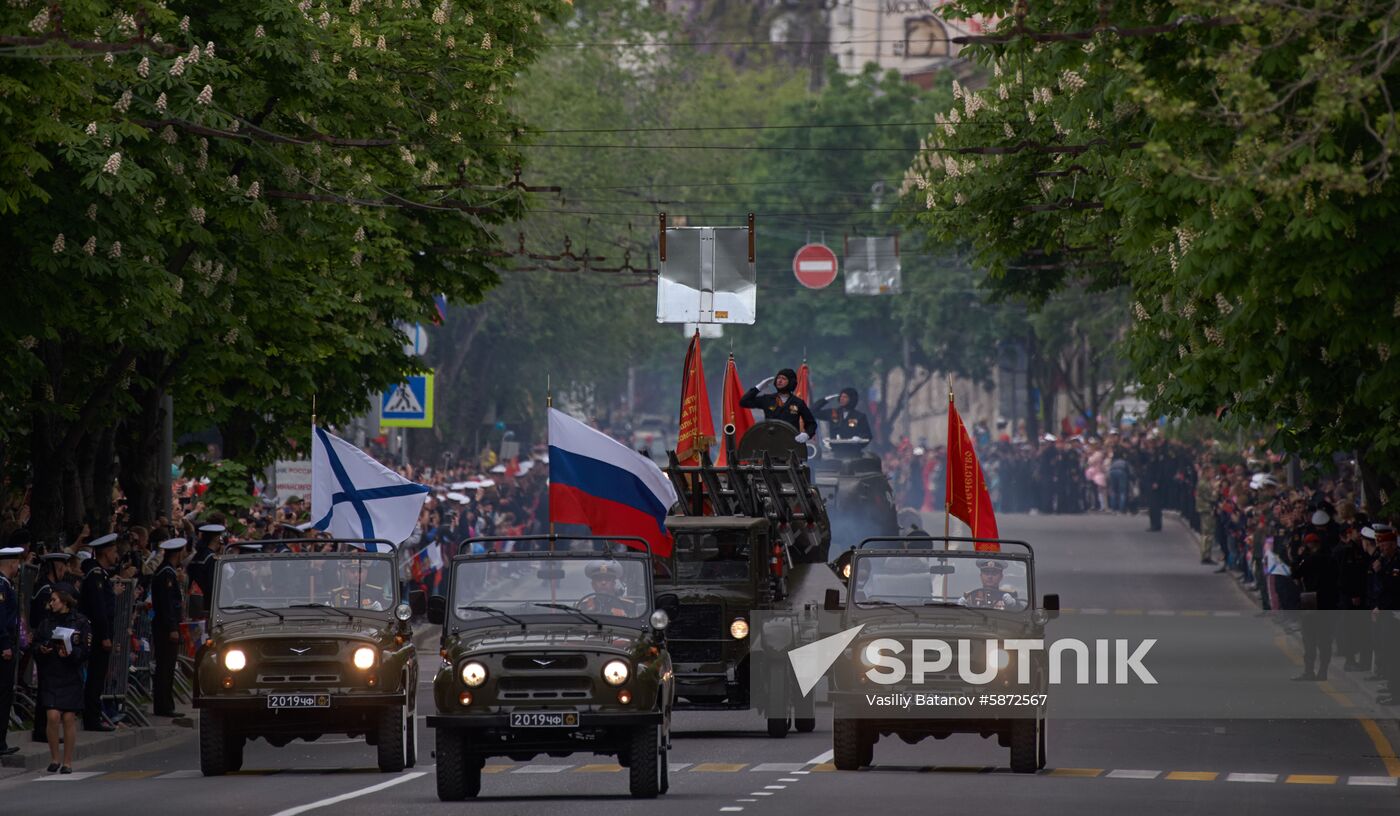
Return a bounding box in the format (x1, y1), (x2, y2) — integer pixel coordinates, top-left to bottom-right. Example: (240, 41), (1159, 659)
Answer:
(1, 721), (190, 774)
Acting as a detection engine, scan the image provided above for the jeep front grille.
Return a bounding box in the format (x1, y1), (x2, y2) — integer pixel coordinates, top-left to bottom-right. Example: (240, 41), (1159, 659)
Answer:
(257, 640), (340, 659)
(502, 654), (589, 671)
(497, 675), (592, 700)
(258, 673), (342, 684)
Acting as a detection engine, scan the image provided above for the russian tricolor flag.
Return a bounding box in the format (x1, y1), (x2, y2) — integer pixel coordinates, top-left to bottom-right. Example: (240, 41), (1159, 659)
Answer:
(548, 408), (678, 557)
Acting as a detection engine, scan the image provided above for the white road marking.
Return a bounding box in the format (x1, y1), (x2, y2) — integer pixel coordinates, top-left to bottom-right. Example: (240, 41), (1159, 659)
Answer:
(764, 784), (786, 790)
(805, 749), (834, 766)
(1211, 611), (1243, 617)
(751, 763), (806, 772)
(720, 808), (744, 812)
(1347, 776), (1399, 786)
(1105, 770), (1160, 779)
(265, 771), (427, 816)
(670, 763), (692, 772)
(779, 777), (800, 782)
(1225, 773), (1278, 783)
(1079, 608), (1109, 615)
(749, 791), (774, 796)
(35, 772), (104, 781)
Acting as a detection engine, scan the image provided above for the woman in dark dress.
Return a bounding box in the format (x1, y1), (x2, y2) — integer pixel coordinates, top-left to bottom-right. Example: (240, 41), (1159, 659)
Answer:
(35, 587), (91, 773)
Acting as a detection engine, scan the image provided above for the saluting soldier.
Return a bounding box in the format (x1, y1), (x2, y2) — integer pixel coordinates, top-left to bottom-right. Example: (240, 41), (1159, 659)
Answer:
(813, 388), (873, 440)
(151, 538), (187, 718)
(30, 551), (71, 742)
(0, 545), (24, 756)
(740, 368), (818, 443)
(963, 560), (1024, 610)
(79, 534), (120, 731)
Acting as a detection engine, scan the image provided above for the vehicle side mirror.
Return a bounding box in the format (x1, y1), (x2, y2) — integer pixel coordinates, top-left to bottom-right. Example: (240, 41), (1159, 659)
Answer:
(188, 593), (206, 619)
(823, 588), (843, 611)
(654, 592), (680, 617)
(408, 589), (427, 616)
(427, 594), (447, 625)
(1042, 593), (1060, 619)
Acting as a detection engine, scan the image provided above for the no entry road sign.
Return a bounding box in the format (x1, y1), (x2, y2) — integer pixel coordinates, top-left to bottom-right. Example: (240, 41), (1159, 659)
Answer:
(793, 243), (838, 289)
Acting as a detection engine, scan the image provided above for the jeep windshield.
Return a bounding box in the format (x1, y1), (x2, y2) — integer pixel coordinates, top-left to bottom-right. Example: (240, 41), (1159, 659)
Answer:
(851, 553), (1029, 611)
(670, 531), (750, 583)
(216, 556), (396, 612)
(452, 557), (650, 624)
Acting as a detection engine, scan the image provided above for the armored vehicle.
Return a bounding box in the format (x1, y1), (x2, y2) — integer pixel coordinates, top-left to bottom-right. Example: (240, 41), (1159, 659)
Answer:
(661, 420), (834, 737)
(192, 539), (424, 776)
(811, 438), (899, 550)
(427, 536), (675, 800)
(824, 536), (1059, 773)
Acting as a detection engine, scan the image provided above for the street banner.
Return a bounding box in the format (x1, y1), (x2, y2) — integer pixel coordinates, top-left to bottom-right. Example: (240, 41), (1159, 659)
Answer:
(676, 330), (715, 466)
(945, 392), (1000, 549)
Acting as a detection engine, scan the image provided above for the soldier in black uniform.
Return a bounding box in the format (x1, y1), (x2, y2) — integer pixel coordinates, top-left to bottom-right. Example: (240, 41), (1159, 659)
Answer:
(963, 560), (1026, 610)
(1143, 439), (1167, 532)
(1370, 527), (1400, 705)
(187, 523), (224, 616)
(740, 368), (817, 442)
(0, 545), (23, 756)
(1335, 524), (1372, 671)
(1291, 532), (1338, 680)
(151, 538), (186, 717)
(813, 388), (873, 440)
(29, 551), (71, 742)
(80, 534), (120, 731)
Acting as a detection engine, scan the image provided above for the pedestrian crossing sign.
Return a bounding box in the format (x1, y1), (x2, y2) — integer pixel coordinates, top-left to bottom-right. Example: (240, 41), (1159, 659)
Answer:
(380, 372), (434, 428)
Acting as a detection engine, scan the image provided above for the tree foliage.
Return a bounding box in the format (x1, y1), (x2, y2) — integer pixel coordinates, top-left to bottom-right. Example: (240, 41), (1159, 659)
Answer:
(905, 0), (1400, 504)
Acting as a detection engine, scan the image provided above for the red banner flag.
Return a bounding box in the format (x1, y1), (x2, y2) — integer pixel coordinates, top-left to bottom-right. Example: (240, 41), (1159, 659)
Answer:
(945, 394), (1000, 551)
(716, 354), (756, 467)
(795, 362), (812, 405)
(676, 331), (716, 466)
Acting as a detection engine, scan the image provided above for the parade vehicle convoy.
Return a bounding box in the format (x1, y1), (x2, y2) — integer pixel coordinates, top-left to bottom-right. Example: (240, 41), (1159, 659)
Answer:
(824, 536), (1059, 774)
(661, 420), (837, 737)
(427, 536), (676, 800)
(810, 437), (899, 549)
(192, 539), (425, 776)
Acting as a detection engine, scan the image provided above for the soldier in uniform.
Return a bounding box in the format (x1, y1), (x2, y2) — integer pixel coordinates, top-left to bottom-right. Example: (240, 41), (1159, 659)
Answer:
(79, 534), (120, 731)
(187, 523), (224, 615)
(151, 538), (186, 718)
(331, 558), (391, 611)
(0, 546), (23, 756)
(1370, 527), (1400, 705)
(30, 551), (71, 742)
(963, 560), (1025, 610)
(740, 368), (818, 442)
(813, 388), (873, 440)
(577, 562), (638, 616)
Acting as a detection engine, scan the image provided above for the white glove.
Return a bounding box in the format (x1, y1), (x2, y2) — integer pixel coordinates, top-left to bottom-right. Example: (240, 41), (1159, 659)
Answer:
(795, 432), (810, 444)
(823, 393), (839, 403)
(755, 376), (776, 392)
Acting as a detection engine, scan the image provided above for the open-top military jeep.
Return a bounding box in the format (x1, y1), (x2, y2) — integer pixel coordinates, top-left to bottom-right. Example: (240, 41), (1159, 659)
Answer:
(825, 536), (1059, 774)
(427, 536), (675, 800)
(193, 539), (424, 775)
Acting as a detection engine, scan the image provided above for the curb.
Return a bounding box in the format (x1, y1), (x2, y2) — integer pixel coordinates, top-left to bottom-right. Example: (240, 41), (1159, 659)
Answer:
(1, 723), (188, 771)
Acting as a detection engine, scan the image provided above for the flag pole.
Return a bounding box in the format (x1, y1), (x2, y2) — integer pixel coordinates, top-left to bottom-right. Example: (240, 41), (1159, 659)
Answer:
(546, 374), (554, 547)
(944, 382), (952, 540)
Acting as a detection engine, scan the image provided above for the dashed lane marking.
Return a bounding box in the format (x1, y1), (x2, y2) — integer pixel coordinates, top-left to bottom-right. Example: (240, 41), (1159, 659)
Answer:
(1285, 774), (1339, 785)
(693, 763), (748, 772)
(1348, 776), (1400, 786)
(34, 772), (104, 781)
(1106, 770), (1159, 780)
(1165, 771), (1219, 781)
(513, 765), (571, 773)
(577, 764), (623, 773)
(751, 763), (806, 772)
(1047, 768), (1102, 778)
(1225, 773), (1277, 783)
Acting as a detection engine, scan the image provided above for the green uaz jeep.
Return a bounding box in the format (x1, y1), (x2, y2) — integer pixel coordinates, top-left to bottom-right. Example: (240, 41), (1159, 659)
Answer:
(193, 540), (425, 775)
(427, 536), (676, 800)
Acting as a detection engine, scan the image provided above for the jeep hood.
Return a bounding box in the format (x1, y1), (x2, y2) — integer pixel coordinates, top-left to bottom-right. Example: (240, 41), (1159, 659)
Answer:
(213, 615), (388, 641)
(450, 624), (644, 656)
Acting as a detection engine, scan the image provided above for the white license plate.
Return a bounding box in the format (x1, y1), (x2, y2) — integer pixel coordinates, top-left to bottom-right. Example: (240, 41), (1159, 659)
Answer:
(509, 711), (579, 728)
(267, 693), (331, 709)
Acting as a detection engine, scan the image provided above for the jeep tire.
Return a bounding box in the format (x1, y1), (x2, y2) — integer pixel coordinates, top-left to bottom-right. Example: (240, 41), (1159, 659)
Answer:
(1037, 716), (1047, 770)
(766, 716), (789, 738)
(833, 718), (872, 770)
(794, 717), (817, 733)
(199, 710), (244, 776)
(376, 705), (408, 772)
(1009, 717), (1039, 774)
(628, 723), (665, 798)
(434, 728), (481, 801)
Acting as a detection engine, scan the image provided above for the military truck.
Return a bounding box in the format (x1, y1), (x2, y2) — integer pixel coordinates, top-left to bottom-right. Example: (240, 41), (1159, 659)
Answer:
(427, 536), (675, 800)
(192, 539), (425, 775)
(811, 437), (899, 550)
(660, 420), (835, 737)
(824, 536), (1059, 773)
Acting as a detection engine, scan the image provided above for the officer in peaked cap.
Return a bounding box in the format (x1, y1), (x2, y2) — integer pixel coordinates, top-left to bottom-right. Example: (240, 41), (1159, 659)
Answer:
(0, 546), (24, 755)
(963, 559), (1024, 610)
(80, 534), (121, 731)
(151, 538), (187, 717)
(187, 523), (225, 612)
(579, 562), (636, 616)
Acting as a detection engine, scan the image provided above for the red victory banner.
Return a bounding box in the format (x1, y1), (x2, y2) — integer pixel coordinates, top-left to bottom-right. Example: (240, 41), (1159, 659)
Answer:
(716, 354), (756, 467)
(795, 361), (813, 405)
(676, 330), (716, 466)
(945, 390), (1000, 551)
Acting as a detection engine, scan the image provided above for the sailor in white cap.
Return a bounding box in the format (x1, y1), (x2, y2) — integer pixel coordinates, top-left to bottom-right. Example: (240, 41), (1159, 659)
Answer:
(151, 538), (186, 717)
(189, 524), (225, 608)
(80, 533), (121, 731)
(0, 545), (24, 754)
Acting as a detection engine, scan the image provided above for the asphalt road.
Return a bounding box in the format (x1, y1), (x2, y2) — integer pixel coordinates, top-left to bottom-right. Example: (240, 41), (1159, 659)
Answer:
(2, 512), (1397, 815)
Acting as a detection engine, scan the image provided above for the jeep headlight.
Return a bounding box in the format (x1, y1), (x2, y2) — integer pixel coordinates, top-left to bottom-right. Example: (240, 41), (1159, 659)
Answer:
(460, 661), (488, 687)
(602, 659), (630, 686)
(352, 646), (376, 670)
(992, 647), (1011, 672)
(730, 618), (749, 639)
(223, 648), (247, 672)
